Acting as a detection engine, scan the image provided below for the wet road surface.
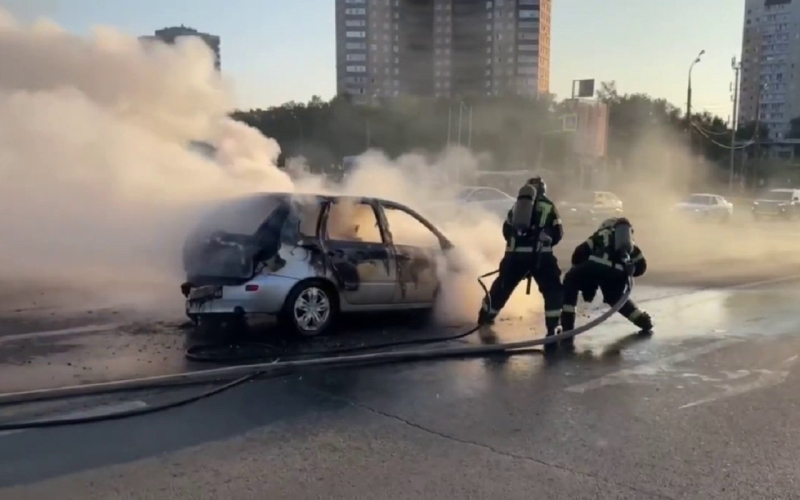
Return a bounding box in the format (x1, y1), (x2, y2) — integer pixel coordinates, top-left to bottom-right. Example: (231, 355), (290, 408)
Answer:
(1, 222), (800, 498)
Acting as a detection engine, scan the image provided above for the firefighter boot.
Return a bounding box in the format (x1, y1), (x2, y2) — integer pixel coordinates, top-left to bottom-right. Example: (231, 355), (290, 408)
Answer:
(632, 311), (653, 333)
(559, 309), (576, 349)
(478, 300), (497, 326)
(544, 323), (561, 354)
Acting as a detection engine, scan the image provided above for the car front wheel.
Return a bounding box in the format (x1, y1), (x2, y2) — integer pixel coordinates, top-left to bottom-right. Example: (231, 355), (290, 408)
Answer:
(279, 281), (338, 337)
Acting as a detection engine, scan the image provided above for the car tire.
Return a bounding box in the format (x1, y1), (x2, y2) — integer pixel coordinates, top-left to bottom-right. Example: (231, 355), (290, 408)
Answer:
(279, 280), (339, 337)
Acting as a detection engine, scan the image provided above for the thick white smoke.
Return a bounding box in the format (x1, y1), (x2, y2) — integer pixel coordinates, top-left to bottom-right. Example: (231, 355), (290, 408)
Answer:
(294, 149), (544, 325)
(0, 9), (541, 323)
(0, 10), (291, 284)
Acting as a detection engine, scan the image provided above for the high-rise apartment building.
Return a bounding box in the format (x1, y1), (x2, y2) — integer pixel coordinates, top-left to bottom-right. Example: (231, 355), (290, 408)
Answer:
(336, 0), (551, 104)
(739, 0), (800, 139)
(139, 26), (221, 70)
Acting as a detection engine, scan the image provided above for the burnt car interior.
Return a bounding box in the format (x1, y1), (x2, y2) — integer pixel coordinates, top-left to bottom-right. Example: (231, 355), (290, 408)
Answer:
(182, 195), (290, 287)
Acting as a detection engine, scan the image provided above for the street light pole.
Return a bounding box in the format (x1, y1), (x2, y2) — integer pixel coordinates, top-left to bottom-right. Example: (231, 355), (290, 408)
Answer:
(457, 102), (464, 146)
(729, 56), (741, 191)
(467, 105), (473, 149)
(446, 106), (452, 146)
(686, 49), (705, 129)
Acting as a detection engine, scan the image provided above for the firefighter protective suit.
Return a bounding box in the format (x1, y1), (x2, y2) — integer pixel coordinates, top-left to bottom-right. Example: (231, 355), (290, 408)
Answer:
(560, 217), (653, 347)
(479, 180), (564, 336)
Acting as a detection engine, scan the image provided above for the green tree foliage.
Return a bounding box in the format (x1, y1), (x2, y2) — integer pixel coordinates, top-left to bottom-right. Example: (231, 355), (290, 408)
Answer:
(231, 82), (739, 178)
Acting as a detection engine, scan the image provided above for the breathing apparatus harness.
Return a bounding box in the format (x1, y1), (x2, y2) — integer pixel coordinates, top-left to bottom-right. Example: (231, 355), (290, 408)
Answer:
(597, 217), (636, 277)
(509, 182), (550, 295)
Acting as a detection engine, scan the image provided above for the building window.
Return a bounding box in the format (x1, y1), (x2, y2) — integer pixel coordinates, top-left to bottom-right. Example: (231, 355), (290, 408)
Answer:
(347, 42), (367, 50)
(347, 53), (367, 61)
(346, 31), (366, 38)
(345, 8), (366, 15)
(346, 65), (367, 73)
(345, 0), (366, 3)
(346, 19), (366, 27)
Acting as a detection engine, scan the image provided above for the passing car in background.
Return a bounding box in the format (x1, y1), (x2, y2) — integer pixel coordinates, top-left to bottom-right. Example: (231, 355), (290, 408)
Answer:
(671, 193), (733, 223)
(558, 190), (624, 225)
(751, 188), (800, 220)
(454, 186), (516, 220)
(181, 193), (454, 337)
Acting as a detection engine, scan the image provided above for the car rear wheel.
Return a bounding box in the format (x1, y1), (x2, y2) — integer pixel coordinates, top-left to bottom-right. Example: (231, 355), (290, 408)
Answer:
(279, 281), (338, 337)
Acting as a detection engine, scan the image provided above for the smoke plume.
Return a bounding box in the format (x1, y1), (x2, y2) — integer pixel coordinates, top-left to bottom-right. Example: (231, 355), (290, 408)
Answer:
(0, 10), (534, 324)
(0, 10), (292, 286)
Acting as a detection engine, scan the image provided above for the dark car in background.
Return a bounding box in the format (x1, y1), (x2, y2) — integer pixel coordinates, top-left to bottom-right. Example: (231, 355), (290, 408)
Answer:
(752, 188), (800, 220)
(558, 190), (624, 225)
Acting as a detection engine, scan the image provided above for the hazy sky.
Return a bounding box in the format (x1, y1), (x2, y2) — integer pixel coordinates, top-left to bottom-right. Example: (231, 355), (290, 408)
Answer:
(2, 0), (744, 119)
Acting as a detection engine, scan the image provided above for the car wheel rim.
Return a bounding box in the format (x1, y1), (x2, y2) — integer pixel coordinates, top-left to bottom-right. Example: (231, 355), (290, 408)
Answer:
(293, 287), (331, 333)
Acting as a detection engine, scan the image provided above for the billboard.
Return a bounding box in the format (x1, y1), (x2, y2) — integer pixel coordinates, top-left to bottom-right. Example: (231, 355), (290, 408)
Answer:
(572, 100), (609, 158)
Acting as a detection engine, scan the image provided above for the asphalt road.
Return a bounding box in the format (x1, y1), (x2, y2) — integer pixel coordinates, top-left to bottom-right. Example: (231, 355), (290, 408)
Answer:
(0, 218), (799, 498)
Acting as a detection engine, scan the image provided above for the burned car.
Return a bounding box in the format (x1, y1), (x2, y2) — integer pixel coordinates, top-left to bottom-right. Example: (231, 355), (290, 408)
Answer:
(181, 193), (453, 336)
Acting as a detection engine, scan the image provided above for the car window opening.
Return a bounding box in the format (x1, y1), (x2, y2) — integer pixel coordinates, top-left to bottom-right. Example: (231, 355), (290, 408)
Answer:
(327, 200), (383, 244)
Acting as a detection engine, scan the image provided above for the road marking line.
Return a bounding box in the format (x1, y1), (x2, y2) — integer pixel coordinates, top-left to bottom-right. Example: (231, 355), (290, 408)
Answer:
(564, 338), (744, 394)
(0, 400), (148, 437)
(679, 366), (793, 410)
(0, 324), (120, 344)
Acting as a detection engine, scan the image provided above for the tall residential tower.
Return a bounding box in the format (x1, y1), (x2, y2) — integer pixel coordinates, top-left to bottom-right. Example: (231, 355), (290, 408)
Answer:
(140, 26), (221, 70)
(336, 0), (551, 104)
(739, 0), (800, 139)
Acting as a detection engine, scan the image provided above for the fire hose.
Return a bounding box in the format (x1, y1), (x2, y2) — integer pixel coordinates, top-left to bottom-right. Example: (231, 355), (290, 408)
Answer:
(0, 274), (634, 430)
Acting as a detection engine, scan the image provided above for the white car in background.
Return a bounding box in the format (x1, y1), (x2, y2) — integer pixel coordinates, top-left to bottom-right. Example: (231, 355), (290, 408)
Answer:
(454, 186), (516, 220)
(671, 193), (733, 223)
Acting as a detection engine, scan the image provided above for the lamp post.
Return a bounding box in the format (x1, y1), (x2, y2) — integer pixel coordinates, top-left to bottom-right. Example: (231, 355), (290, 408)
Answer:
(729, 56), (741, 191)
(686, 50), (705, 129)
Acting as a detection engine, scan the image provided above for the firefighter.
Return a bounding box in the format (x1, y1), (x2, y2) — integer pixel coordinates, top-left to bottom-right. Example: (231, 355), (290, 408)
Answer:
(560, 217), (653, 349)
(478, 176), (564, 339)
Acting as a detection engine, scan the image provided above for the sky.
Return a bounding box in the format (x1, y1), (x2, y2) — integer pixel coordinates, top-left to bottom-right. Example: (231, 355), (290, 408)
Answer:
(1, 0), (745, 119)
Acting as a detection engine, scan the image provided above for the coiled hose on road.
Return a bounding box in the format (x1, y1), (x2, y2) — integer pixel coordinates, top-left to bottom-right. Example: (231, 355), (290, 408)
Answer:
(0, 274), (634, 430)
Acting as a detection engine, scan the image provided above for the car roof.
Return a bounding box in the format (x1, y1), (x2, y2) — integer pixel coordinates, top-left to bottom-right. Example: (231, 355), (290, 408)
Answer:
(230, 191), (438, 220)
(768, 188), (796, 192)
(688, 193), (719, 197)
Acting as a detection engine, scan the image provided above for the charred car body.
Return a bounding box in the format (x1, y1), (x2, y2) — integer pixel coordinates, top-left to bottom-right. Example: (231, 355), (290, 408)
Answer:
(181, 193), (453, 336)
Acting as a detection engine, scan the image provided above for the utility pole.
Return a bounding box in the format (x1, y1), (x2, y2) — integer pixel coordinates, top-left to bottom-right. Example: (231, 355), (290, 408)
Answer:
(446, 106), (452, 146)
(467, 106), (473, 149)
(686, 50), (705, 129)
(753, 84), (765, 188)
(729, 57), (741, 192)
(457, 102), (464, 146)
(686, 50), (705, 189)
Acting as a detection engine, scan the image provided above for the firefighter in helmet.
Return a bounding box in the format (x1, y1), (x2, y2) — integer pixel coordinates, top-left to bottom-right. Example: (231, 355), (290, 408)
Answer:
(478, 176), (564, 339)
(559, 217), (653, 349)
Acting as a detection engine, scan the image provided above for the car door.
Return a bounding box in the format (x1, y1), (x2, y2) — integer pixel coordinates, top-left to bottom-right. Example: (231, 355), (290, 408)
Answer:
(380, 203), (442, 305)
(321, 199), (396, 305)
